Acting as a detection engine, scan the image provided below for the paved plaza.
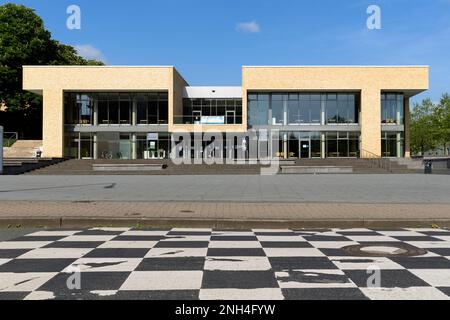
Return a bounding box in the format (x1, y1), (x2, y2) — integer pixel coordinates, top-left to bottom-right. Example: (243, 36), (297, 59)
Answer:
(0, 174), (449, 203)
(1, 227), (450, 300)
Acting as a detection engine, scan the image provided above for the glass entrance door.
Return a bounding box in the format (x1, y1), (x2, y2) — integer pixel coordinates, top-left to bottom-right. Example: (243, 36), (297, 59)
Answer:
(193, 111), (201, 124)
(300, 140), (310, 158)
(226, 110), (235, 124)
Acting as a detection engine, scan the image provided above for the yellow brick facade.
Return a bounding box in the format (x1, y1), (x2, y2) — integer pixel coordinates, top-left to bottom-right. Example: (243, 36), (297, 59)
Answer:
(242, 66), (428, 157)
(23, 65), (428, 158)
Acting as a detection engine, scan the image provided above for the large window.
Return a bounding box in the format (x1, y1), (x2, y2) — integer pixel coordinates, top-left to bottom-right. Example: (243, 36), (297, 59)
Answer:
(382, 131), (404, 157)
(136, 92), (168, 125)
(248, 94), (269, 126)
(381, 93), (404, 125)
(325, 94), (357, 124)
(326, 131), (359, 157)
(64, 93), (94, 124)
(64, 92), (168, 126)
(248, 92), (358, 127)
(98, 93), (131, 125)
(181, 98), (242, 124)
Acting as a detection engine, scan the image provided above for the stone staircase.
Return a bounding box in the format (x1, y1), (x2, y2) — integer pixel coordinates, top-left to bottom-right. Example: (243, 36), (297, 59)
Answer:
(2, 158), (67, 175)
(25, 157), (417, 175)
(26, 159), (264, 175)
(3, 140), (42, 158)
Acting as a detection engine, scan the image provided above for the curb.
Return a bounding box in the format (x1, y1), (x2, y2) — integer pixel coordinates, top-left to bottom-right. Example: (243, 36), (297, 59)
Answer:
(0, 217), (449, 229)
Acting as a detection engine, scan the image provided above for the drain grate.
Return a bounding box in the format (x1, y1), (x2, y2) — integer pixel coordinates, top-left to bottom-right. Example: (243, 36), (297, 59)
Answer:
(342, 243), (427, 257)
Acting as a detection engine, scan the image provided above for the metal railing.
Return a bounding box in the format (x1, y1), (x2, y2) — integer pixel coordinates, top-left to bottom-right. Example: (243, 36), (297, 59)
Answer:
(3, 132), (18, 147)
(360, 148), (392, 172)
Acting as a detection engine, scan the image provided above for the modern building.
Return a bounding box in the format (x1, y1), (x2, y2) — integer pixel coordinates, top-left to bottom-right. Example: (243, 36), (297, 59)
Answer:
(22, 65), (429, 160)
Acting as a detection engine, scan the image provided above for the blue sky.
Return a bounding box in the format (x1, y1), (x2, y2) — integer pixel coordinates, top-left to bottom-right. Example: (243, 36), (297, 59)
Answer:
(3, 0), (450, 103)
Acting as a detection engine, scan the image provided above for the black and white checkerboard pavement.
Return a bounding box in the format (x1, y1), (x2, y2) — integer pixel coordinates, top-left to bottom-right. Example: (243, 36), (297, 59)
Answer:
(1, 227), (450, 300)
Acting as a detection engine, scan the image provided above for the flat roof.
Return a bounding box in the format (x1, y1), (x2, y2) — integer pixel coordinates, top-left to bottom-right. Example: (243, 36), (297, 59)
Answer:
(242, 65), (429, 68)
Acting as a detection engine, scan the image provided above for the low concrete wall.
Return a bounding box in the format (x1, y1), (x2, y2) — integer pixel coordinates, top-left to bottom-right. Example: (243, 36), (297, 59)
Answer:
(281, 166), (354, 174)
(92, 163), (164, 172)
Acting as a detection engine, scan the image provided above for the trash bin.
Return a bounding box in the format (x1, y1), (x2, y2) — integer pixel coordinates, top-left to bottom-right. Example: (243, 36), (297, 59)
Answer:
(424, 160), (432, 174)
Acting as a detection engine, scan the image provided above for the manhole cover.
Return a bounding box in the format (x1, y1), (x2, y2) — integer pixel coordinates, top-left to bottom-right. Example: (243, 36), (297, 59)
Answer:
(342, 243), (427, 257)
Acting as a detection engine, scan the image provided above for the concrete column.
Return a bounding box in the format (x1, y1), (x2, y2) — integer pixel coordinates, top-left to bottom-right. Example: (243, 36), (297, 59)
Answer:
(93, 99), (98, 126)
(360, 88), (381, 158)
(404, 98), (411, 158)
(131, 133), (137, 159)
(93, 133), (98, 159)
(0, 126), (3, 175)
(397, 132), (402, 158)
(283, 133), (288, 159)
(43, 89), (64, 158)
(132, 97), (137, 126)
(321, 96), (326, 125)
(321, 132), (326, 158)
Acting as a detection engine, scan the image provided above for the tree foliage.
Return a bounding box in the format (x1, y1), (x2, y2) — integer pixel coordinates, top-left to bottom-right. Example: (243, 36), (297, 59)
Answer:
(0, 3), (103, 137)
(410, 94), (450, 156)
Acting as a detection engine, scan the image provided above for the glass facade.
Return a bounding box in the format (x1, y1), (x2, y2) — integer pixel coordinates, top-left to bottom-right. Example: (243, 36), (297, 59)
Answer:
(64, 92), (168, 126)
(65, 94), (94, 125)
(136, 92), (168, 125)
(381, 131), (404, 157)
(381, 93), (404, 125)
(325, 132), (359, 158)
(248, 92), (359, 127)
(181, 98), (242, 124)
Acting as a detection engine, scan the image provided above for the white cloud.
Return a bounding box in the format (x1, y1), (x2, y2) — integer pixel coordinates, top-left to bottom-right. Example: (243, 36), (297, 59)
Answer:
(236, 21), (260, 34)
(74, 44), (105, 61)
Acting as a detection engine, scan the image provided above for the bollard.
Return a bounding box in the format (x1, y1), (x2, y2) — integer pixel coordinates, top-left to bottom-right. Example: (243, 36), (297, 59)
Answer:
(0, 126), (3, 175)
(424, 160), (432, 174)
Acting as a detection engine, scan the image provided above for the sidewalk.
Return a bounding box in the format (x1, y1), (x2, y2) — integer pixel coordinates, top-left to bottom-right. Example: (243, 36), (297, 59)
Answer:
(1, 201), (449, 229)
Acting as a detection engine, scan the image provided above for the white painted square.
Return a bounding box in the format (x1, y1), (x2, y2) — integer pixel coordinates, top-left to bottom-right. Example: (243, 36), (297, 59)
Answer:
(208, 241), (262, 249)
(145, 247), (208, 258)
(256, 236), (306, 242)
(65, 258), (143, 272)
(17, 248), (93, 259)
(345, 235), (400, 242)
(59, 235), (116, 242)
(121, 230), (169, 236)
(330, 256), (404, 270)
(212, 231), (255, 236)
(204, 256), (271, 271)
(263, 247), (324, 257)
(163, 236), (210, 242)
(405, 241), (450, 249)
(171, 228), (212, 232)
(91, 227), (130, 232)
(375, 230), (428, 237)
(200, 288), (283, 300)
(360, 287), (450, 300)
(26, 230), (80, 237)
(24, 291), (56, 300)
(98, 241), (157, 249)
(120, 271), (203, 290)
(0, 259), (11, 266)
(409, 269), (450, 287)
(0, 241), (51, 249)
(275, 269), (356, 289)
(0, 273), (56, 292)
(309, 241), (359, 249)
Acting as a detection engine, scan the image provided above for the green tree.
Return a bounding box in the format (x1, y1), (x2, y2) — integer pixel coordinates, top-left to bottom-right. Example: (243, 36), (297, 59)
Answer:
(433, 93), (450, 155)
(410, 98), (438, 155)
(0, 3), (103, 138)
